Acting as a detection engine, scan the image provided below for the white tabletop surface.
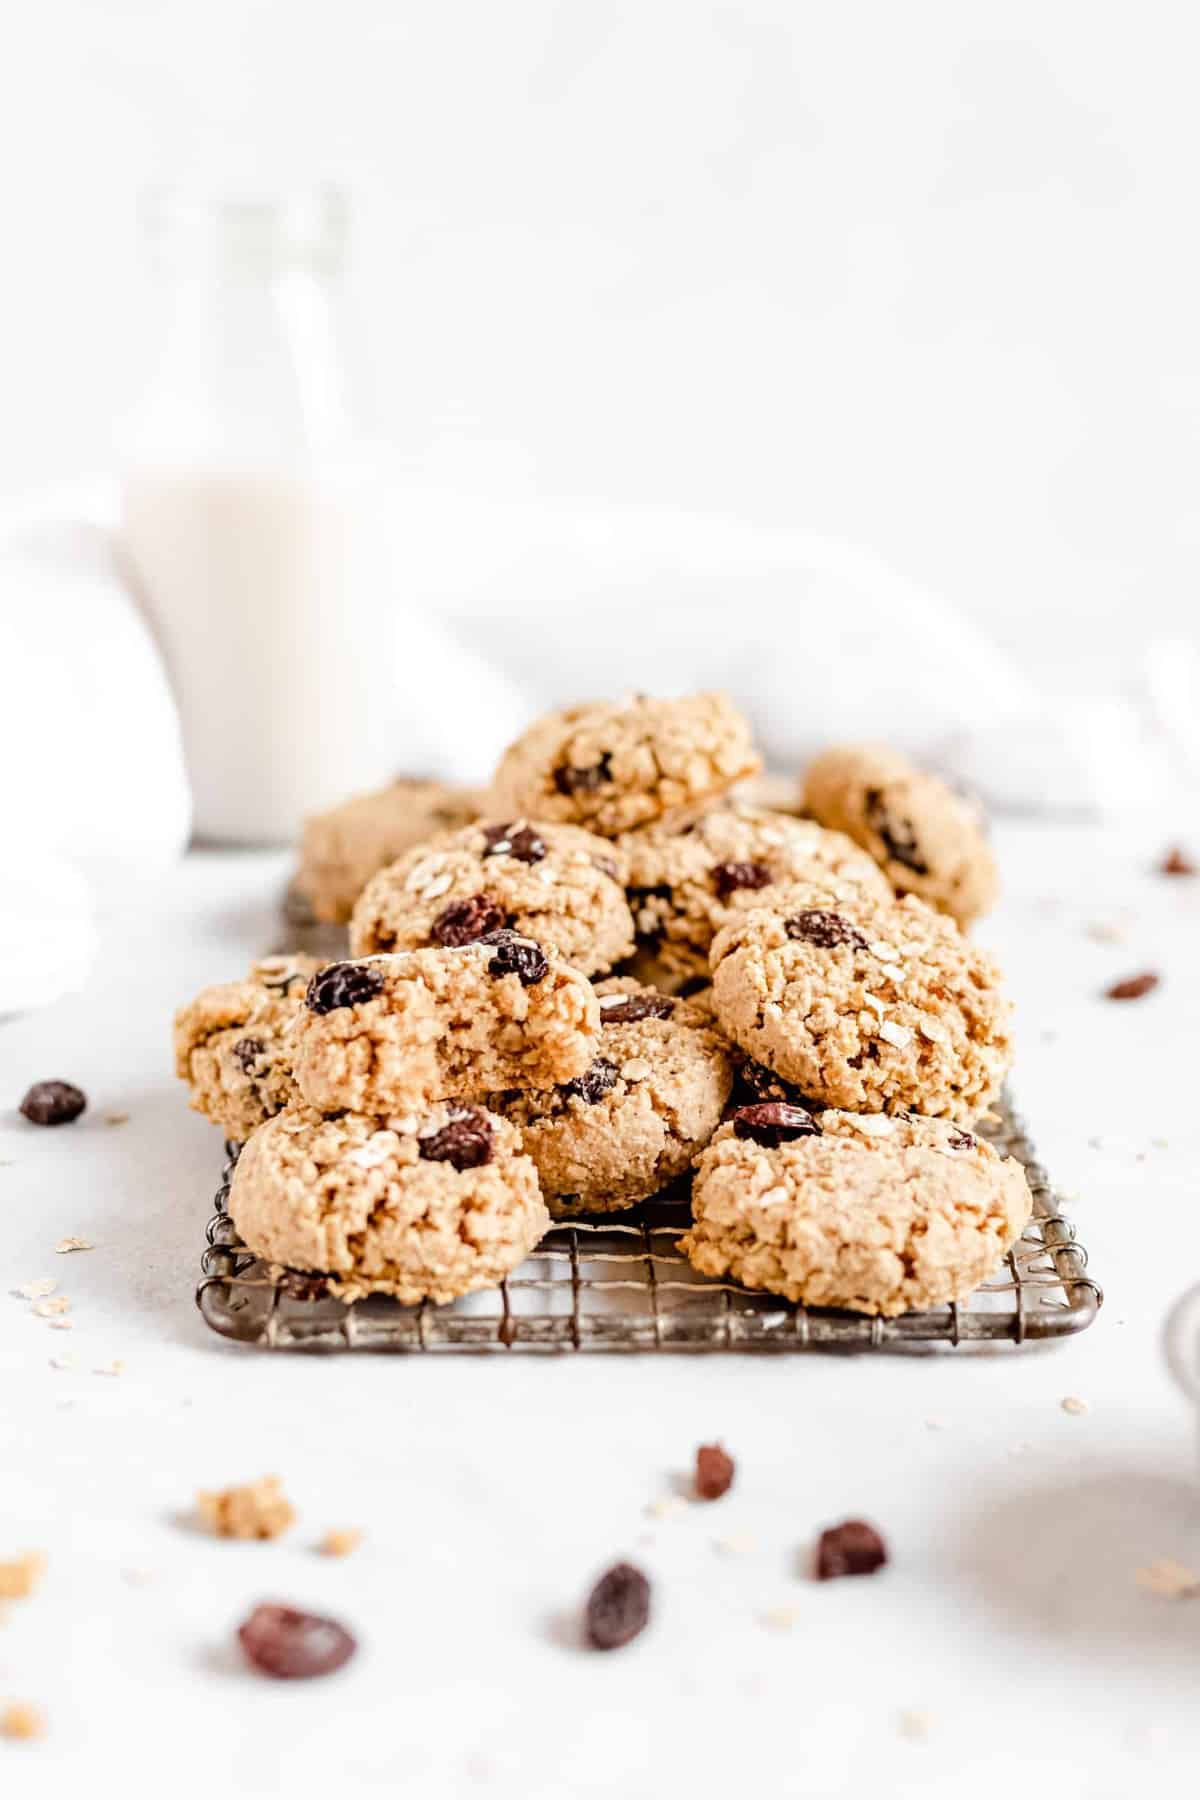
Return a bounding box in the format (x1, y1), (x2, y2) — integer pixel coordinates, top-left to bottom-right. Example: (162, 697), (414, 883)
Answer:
(4, 823), (1200, 1799)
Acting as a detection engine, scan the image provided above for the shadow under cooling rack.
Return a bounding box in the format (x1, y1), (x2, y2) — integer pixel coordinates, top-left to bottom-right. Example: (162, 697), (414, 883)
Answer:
(196, 1093), (1101, 1354)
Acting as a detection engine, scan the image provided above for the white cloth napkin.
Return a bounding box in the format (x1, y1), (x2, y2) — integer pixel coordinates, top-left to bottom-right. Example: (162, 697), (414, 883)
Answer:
(0, 480), (1183, 1015)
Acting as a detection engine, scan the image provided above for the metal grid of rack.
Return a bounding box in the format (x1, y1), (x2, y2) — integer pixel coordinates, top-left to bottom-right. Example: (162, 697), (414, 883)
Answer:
(196, 1091), (1100, 1353)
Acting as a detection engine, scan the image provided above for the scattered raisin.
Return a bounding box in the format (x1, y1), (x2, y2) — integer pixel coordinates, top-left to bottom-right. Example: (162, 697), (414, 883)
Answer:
(785, 910), (868, 952)
(431, 895), (507, 947)
(418, 1107), (495, 1170)
(305, 962), (385, 1015)
(19, 1082), (87, 1127)
(731, 1101), (820, 1147)
(232, 1037), (265, 1075)
(562, 1058), (619, 1104)
(695, 1443), (735, 1500)
(599, 993), (675, 1024)
(946, 1129), (976, 1150)
(237, 1603), (357, 1679)
(554, 753), (613, 796)
(1105, 971), (1160, 1001)
(1161, 846), (1196, 876)
(478, 928), (549, 986)
(864, 790), (928, 876)
(481, 822), (547, 864)
(585, 1562), (651, 1650)
(815, 1519), (888, 1580)
(711, 860), (772, 900)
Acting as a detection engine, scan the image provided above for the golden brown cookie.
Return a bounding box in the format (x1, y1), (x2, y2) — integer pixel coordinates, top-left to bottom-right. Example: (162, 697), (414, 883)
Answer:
(709, 887), (1012, 1123)
(487, 693), (760, 837)
(229, 1103), (547, 1304)
(292, 941), (600, 1116)
(297, 778), (484, 924)
(173, 954), (323, 1140)
(682, 1103), (1031, 1314)
(619, 804), (891, 982)
(801, 744), (998, 927)
(487, 978), (733, 1213)
(349, 819), (633, 976)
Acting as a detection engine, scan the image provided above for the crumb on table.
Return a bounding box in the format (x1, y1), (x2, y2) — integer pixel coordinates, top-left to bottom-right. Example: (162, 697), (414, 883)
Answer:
(196, 1475), (296, 1541)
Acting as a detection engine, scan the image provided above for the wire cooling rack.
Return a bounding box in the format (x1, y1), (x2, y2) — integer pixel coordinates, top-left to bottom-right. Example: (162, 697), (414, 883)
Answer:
(196, 1091), (1100, 1353)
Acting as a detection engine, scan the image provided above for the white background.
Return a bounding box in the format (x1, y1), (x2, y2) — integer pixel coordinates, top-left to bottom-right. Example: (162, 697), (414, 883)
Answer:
(2, 1), (1198, 679)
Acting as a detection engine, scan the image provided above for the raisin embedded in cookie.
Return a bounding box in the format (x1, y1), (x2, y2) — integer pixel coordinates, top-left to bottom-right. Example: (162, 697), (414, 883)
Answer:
(486, 978), (733, 1213)
(618, 804), (891, 983)
(709, 887), (1012, 1124)
(229, 1104), (548, 1304)
(681, 1108), (1031, 1315)
(801, 744), (998, 928)
(486, 693), (761, 838)
(173, 954), (324, 1140)
(292, 942), (600, 1116)
(349, 819), (634, 976)
(297, 778), (484, 925)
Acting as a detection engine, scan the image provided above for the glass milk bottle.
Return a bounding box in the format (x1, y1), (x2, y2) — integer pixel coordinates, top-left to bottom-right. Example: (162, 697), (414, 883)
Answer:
(120, 187), (401, 844)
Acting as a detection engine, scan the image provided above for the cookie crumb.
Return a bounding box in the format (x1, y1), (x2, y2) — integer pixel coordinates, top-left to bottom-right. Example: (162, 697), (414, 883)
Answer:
(32, 1297), (70, 1318)
(318, 1528), (363, 1558)
(1160, 847), (1196, 877)
(645, 1496), (687, 1521)
(760, 1605), (800, 1631)
(93, 1360), (125, 1377)
(120, 1567), (159, 1588)
(1105, 972), (1160, 1002)
(105, 1112), (130, 1126)
(898, 1709), (933, 1740)
(47, 1319), (73, 1332)
(1085, 919), (1128, 945)
(48, 1355), (76, 1371)
(196, 1475), (296, 1541)
(0, 1702), (45, 1741)
(15, 1279), (55, 1301)
(54, 1237), (93, 1254)
(1136, 1559), (1200, 1598)
(1060, 1395), (1088, 1416)
(713, 1533), (756, 1556)
(695, 1443), (735, 1500)
(0, 1552), (46, 1600)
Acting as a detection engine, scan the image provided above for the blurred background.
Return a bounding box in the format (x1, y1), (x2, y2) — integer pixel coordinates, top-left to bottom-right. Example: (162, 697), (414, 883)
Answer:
(3, 3), (1195, 674)
(2, 1), (1197, 910)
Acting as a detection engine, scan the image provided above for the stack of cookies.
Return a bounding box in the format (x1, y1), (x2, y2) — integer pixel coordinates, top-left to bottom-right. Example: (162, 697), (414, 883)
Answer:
(174, 693), (1031, 1319)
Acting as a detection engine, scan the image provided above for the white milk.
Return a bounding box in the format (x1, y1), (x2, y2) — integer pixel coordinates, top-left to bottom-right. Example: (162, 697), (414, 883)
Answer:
(121, 467), (401, 844)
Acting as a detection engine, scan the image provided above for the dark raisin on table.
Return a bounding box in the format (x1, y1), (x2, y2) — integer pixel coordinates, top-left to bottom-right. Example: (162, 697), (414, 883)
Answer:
(814, 1519), (888, 1580)
(1104, 971), (1160, 1002)
(237, 1602), (357, 1679)
(695, 1443), (735, 1500)
(19, 1081), (87, 1127)
(1160, 846), (1196, 877)
(585, 1562), (651, 1650)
